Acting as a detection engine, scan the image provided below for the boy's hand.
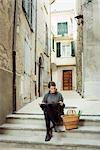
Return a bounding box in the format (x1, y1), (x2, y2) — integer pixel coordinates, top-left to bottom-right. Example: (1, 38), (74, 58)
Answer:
(39, 102), (45, 105)
(59, 101), (64, 106)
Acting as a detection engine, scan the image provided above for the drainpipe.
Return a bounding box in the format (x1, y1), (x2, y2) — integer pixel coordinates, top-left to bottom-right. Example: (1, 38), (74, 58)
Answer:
(50, 5), (52, 81)
(81, 23), (84, 98)
(12, 0), (17, 112)
(34, 0), (37, 96)
(50, 0), (56, 81)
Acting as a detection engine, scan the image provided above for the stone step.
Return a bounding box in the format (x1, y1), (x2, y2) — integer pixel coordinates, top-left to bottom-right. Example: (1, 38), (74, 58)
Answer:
(79, 115), (100, 126)
(0, 123), (100, 140)
(0, 134), (100, 150)
(0, 148), (34, 150)
(6, 114), (100, 127)
(6, 114), (45, 125)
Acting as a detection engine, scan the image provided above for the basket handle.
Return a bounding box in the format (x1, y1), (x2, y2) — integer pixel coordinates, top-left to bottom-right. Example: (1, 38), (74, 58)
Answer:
(67, 109), (76, 115)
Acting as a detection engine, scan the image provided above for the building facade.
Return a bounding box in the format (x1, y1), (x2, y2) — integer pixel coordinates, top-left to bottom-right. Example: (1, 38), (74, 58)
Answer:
(0, 0), (51, 125)
(51, 10), (76, 91)
(76, 0), (100, 99)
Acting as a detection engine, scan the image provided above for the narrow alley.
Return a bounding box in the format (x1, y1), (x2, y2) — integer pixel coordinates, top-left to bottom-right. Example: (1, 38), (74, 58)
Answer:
(0, 0), (100, 149)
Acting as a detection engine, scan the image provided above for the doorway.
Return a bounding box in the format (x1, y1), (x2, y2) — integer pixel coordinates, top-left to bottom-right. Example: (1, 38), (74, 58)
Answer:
(38, 56), (43, 97)
(63, 70), (72, 90)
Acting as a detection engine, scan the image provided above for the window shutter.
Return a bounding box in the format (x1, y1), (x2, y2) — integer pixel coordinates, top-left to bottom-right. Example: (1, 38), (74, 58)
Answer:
(28, 0), (32, 25)
(22, 0), (29, 16)
(64, 22), (68, 34)
(52, 38), (54, 49)
(22, 0), (33, 30)
(24, 38), (31, 101)
(56, 42), (61, 57)
(32, 0), (36, 31)
(71, 41), (75, 57)
(24, 39), (31, 76)
(45, 24), (48, 55)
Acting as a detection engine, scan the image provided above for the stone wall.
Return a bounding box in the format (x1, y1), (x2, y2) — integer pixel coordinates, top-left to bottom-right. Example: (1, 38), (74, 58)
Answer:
(0, 0), (51, 125)
(83, 0), (100, 99)
(15, 0), (36, 108)
(0, 0), (14, 125)
(76, 0), (100, 99)
(36, 0), (51, 96)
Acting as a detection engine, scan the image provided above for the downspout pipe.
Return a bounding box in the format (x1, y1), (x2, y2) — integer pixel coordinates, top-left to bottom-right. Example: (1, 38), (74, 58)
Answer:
(35, 0), (37, 75)
(34, 0), (37, 96)
(50, 0), (56, 81)
(12, 0), (17, 112)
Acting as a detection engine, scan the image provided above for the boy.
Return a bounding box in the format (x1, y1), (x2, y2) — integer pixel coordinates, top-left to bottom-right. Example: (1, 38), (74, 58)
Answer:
(40, 81), (65, 141)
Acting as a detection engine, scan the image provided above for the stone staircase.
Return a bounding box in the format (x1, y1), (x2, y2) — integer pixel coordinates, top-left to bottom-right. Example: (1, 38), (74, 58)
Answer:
(0, 113), (100, 150)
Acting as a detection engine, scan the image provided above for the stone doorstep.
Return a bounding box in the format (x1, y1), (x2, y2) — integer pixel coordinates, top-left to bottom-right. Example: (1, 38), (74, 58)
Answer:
(0, 135), (100, 149)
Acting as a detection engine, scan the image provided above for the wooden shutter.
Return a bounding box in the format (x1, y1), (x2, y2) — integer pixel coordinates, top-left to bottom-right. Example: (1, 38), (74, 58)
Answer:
(22, 0), (29, 16)
(24, 38), (31, 76)
(32, 0), (36, 31)
(22, 0), (34, 30)
(52, 37), (54, 49)
(24, 38), (31, 102)
(28, 0), (32, 25)
(45, 24), (48, 55)
(56, 42), (61, 57)
(71, 41), (75, 57)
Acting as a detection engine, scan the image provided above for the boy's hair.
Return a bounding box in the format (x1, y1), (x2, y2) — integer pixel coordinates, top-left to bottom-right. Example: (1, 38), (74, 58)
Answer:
(48, 81), (56, 88)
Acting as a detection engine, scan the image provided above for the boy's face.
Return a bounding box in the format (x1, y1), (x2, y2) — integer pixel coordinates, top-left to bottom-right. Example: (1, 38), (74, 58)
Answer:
(49, 86), (56, 94)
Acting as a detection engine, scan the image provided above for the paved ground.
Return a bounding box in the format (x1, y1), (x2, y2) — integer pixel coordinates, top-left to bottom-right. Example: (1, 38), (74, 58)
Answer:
(17, 91), (100, 115)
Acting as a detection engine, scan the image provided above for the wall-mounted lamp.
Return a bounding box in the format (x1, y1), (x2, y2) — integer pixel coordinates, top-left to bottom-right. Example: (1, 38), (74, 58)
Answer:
(75, 15), (83, 25)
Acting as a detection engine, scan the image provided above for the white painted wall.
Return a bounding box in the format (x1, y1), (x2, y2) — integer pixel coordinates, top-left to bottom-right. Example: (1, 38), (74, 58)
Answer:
(51, 10), (75, 36)
(51, 9), (76, 91)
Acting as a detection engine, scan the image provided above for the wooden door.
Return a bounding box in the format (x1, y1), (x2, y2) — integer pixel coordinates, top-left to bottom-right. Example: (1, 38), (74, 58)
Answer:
(63, 70), (72, 90)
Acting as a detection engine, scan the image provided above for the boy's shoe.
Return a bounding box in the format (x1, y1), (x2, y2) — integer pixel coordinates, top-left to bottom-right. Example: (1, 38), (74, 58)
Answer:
(45, 134), (52, 141)
(45, 128), (53, 141)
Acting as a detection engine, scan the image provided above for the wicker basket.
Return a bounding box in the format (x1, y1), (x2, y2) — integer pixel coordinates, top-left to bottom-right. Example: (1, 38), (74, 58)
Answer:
(62, 114), (79, 130)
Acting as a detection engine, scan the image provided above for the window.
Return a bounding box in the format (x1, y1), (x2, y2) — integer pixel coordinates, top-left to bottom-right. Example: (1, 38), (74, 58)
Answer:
(22, 0), (36, 31)
(56, 42), (61, 57)
(45, 23), (48, 55)
(71, 41), (75, 57)
(57, 22), (68, 36)
(61, 44), (71, 57)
